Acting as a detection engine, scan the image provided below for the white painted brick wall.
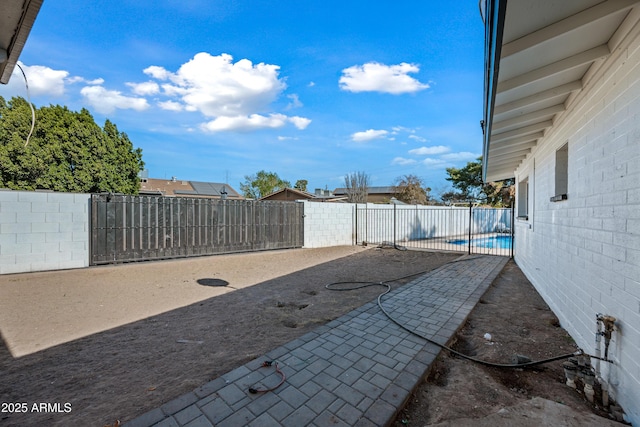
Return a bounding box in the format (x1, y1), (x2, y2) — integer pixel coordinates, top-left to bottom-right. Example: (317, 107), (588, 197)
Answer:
(0, 190), (90, 274)
(513, 20), (640, 425)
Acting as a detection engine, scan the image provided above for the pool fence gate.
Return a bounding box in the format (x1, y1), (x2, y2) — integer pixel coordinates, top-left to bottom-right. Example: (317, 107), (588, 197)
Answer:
(354, 203), (514, 257)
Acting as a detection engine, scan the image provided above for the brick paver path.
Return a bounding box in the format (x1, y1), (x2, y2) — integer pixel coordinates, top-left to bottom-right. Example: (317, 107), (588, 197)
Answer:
(124, 255), (508, 427)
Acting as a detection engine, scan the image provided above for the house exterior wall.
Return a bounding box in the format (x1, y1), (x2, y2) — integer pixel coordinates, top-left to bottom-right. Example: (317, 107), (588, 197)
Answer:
(0, 190), (90, 274)
(513, 20), (640, 424)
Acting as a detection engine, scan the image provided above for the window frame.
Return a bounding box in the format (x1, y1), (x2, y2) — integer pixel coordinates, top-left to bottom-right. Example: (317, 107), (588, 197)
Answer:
(551, 142), (568, 202)
(517, 176), (529, 220)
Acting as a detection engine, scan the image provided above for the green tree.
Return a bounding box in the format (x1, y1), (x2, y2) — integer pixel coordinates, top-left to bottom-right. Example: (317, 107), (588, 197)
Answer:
(240, 170), (291, 199)
(0, 96), (144, 193)
(393, 174), (429, 205)
(294, 179), (308, 192)
(445, 157), (513, 206)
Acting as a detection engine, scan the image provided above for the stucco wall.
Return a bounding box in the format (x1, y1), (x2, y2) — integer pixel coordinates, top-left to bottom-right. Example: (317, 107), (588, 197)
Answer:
(513, 19), (640, 424)
(0, 190), (90, 274)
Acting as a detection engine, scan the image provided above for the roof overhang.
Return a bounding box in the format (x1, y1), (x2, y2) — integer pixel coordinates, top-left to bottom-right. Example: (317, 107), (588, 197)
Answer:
(481, 0), (640, 182)
(0, 0), (44, 84)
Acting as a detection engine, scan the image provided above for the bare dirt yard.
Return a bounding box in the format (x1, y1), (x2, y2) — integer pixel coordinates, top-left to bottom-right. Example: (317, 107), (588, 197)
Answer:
(0, 246), (459, 427)
(2, 247), (628, 427)
(393, 260), (628, 427)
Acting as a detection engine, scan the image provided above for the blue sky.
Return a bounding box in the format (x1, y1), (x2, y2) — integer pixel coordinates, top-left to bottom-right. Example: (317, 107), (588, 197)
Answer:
(1, 1), (485, 197)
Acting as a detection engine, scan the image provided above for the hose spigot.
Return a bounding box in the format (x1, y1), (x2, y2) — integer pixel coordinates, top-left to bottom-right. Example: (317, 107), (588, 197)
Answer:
(596, 314), (616, 360)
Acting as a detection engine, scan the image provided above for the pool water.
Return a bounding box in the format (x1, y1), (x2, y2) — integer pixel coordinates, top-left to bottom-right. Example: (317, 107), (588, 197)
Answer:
(450, 235), (513, 249)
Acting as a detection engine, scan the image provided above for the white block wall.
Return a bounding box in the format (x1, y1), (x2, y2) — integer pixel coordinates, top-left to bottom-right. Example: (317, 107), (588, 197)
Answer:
(513, 18), (640, 425)
(301, 201), (355, 248)
(0, 190), (90, 274)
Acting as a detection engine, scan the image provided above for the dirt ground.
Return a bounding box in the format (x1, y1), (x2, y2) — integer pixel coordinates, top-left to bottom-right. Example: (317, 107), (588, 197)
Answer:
(393, 260), (628, 427)
(1, 247), (628, 427)
(0, 246), (459, 427)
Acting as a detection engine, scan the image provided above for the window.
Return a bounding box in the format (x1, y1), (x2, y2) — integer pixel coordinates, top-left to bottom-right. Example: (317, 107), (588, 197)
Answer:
(518, 177), (529, 219)
(551, 143), (568, 202)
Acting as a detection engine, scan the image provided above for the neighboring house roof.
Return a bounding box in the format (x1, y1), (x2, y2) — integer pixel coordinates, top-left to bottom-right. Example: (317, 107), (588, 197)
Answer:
(259, 187), (316, 201)
(139, 178), (242, 199)
(481, 0), (638, 182)
(333, 186), (396, 195)
(0, 0), (44, 84)
(260, 187), (348, 202)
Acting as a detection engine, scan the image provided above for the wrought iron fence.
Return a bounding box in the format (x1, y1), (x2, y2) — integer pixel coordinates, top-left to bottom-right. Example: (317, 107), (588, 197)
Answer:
(355, 204), (513, 257)
(90, 194), (304, 265)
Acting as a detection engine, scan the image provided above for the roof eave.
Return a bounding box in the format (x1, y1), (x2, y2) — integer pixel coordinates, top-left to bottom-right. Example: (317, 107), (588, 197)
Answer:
(0, 0), (44, 84)
(481, 0), (508, 183)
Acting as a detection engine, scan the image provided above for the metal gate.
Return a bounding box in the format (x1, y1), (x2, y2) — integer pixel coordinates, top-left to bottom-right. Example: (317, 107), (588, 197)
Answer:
(90, 194), (304, 265)
(355, 204), (514, 257)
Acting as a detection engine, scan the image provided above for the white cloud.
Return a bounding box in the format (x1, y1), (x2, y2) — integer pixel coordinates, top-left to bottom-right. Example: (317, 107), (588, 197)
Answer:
(289, 116), (311, 129)
(80, 86), (150, 114)
(391, 126), (416, 134)
(140, 52), (310, 132)
(67, 76), (105, 86)
(144, 65), (171, 80)
(158, 100), (184, 111)
(422, 158), (447, 166)
(201, 113), (310, 133)
(408, 135), (427, 142)
(65, 76), (84, 84)
(339, 62), (429, 94)
(351, 129), (389, 142)
(286, 93), (302, 109)
(441, 152), (479, 162)
(127, 81), (160, 96)
(3, 63), (69, 97)
(145, 52), (285, 117)
(391, 157), (417, 166)
(409, 145), (450, 156)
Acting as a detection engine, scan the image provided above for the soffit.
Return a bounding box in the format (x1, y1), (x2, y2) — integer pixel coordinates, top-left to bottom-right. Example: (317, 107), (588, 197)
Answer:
(484, 0), (639, 182)
(0, 0), (44, 84)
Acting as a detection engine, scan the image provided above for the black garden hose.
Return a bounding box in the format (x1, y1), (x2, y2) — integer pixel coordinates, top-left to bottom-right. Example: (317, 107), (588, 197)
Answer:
(325, 264), (583, 369)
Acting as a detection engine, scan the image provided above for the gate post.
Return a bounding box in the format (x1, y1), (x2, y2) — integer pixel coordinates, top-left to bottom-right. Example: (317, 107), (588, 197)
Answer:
(511, 202), (515, 258)
(468, 202), (473, 255)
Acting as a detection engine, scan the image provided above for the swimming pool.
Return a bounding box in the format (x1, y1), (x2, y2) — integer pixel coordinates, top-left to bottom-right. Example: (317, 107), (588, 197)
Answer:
(449, 235), (513, 249)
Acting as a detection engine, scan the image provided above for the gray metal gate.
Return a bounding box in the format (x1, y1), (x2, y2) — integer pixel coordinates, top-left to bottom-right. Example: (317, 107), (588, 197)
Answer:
(90, 194), (304, 265)
(355, 204), (513, 257)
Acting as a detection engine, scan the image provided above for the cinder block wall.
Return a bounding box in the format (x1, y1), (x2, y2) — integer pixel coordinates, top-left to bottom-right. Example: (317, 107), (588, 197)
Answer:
(513, 20), (640, 424)
(301, 201), (355, 248)
(0, 190), (90, 274)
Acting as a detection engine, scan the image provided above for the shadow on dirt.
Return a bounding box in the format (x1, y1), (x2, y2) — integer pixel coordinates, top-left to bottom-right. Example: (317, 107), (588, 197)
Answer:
(1, 248), (460, 427)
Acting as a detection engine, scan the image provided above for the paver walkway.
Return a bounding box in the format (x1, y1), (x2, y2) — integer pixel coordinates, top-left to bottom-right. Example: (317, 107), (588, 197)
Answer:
(124, 255), (508, 427)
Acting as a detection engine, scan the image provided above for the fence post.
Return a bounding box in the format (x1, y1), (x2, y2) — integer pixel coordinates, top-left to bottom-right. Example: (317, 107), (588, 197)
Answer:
(393, 203), (397, 247)
(511, 202), (515, 259)
(468, 203), (472, 255)
(353, 204), (357, 245)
